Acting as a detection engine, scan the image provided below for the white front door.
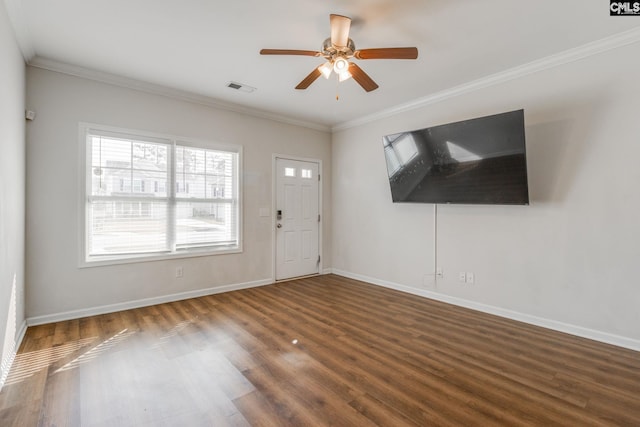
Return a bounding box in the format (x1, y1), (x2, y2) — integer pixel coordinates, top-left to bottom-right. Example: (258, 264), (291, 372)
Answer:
(275, 158), (320, 280)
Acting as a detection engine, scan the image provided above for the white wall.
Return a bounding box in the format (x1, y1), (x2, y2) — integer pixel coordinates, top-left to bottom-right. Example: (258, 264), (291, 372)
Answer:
(0, 0), (26, 385)
(332, 41), (640, 348)
(25, 67), (331, 321)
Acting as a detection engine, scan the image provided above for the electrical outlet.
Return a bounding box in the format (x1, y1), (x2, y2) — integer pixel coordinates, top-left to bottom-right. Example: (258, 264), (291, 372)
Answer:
(466, 272), (475, 284)
(458, 272), (467, 283)
(176, 267), (184, 278)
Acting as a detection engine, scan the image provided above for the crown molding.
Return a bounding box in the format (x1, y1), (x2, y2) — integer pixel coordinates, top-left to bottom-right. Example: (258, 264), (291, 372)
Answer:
(21, 24), (640, 134)
(332, 26), (640, 132)
(28, 57), (331, 133)
(3, 0), (36, 61)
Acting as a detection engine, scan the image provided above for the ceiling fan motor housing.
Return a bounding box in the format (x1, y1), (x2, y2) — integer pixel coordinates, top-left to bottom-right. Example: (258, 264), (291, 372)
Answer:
(322, 37), (355, 61)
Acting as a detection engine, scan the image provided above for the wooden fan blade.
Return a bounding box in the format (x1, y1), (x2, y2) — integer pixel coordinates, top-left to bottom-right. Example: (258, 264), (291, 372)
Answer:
(349, 63), (379, 92)
(295, 67), (322, 90)
(260, 49), (322, 57)
(330, 14), (351, 47)
(354, 47), (419, 60)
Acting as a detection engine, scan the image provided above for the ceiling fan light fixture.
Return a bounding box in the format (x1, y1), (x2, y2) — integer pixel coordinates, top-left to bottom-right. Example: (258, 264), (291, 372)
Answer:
(338, 70), (352, 82)
(333, 57), (349, 74)
(318, 61), (333, 79)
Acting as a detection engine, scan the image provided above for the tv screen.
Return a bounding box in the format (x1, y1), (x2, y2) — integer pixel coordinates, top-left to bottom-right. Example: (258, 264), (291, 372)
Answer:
(382, 109), (529, 205)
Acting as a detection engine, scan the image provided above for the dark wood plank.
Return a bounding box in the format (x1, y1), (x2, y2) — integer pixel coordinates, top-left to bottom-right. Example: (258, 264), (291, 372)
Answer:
(1, 274), (639, 426)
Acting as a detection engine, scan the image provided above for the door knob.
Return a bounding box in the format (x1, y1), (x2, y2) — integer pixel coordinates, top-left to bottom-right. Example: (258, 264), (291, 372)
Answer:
(277, 223), (282, 228)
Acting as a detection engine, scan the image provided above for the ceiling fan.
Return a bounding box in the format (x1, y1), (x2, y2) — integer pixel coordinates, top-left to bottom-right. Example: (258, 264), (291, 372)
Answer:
(260, 14), (418, 93)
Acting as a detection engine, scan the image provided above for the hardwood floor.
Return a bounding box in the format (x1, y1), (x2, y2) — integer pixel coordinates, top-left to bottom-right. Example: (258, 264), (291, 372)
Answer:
(1, 274), (639, 426)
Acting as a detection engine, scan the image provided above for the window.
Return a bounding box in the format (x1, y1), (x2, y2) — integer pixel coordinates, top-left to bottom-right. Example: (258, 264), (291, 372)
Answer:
(82, 125), (241, 265)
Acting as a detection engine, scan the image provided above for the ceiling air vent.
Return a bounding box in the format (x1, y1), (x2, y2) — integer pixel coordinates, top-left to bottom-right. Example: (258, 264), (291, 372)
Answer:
(226, 81), (256, 93)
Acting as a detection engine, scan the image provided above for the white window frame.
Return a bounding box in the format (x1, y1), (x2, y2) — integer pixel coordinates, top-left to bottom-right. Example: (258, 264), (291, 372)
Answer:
(78, 123), (243, 267)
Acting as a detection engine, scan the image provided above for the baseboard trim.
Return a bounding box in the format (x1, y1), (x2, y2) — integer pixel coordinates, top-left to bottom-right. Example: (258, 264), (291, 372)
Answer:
(23, 270), (640, 351)
(26, 278), (273, 326)
(0, 320), (28, 391)
(332, 269), (640, 352)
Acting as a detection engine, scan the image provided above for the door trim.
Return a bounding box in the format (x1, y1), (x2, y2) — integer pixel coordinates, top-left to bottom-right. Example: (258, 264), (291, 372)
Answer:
(272, 154), (323, 282)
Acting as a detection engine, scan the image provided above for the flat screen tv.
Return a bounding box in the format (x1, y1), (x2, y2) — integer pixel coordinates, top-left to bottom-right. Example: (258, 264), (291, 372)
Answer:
(382, 109), (529, 205)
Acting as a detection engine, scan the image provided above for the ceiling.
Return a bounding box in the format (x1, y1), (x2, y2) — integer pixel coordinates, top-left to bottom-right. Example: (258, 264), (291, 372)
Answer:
(6, 0), (640, 130)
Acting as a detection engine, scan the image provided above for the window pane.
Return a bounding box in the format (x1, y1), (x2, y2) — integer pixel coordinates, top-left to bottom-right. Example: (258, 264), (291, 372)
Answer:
(176, 174), (205, 198)
(191, 174), (206, 198)
(175, 201), (237, 248)
(206, 175), (227, 199)
(92, 137), (130, 170)
(177, 147), (235, 200)
(91, 135), (169, 197)
(131, 171), (168, 197)
(133, 142), (167, 171)
(88, 200), (168, 255)
(206, 151), (232, 174)
(208, 151), (234, 199)
(183, 148), (205, 173)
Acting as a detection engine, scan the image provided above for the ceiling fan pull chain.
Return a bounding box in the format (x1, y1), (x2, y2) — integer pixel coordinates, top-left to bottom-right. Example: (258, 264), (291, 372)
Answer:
(336, 77), (340, 101)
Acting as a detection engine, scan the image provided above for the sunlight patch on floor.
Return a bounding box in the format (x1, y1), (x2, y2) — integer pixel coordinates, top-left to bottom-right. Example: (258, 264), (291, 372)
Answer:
(5, 337), (95, 385)
(54, 328), (137, 373)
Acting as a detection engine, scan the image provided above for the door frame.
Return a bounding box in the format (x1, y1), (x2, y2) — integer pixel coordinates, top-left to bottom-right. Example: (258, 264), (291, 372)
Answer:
(272, 154), (323, 282)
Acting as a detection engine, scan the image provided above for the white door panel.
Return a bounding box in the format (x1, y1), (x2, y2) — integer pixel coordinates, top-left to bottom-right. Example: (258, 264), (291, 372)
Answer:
(276, 158), (320, 280)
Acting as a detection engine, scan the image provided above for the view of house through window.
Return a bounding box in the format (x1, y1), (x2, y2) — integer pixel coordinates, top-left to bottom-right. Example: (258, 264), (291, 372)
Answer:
(84, 126), (240, 263)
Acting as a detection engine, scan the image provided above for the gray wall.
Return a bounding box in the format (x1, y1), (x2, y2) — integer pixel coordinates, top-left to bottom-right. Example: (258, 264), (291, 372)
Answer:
(0, 0), (26, 384)
(332, 41), (640, 348)
(25, 67), (331, 321)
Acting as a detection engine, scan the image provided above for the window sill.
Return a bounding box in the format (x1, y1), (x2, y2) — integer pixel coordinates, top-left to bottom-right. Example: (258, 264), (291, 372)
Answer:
(79, 245), (242, 268)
